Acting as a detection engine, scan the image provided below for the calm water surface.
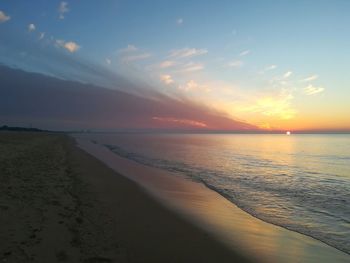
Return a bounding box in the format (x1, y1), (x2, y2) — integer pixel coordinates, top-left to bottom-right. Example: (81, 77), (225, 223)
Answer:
(85, 133), (350, 254)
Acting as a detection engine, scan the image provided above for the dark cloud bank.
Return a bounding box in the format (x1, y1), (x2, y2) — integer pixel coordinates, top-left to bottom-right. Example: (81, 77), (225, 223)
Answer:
(0, 26), (256, 131)
(0, 65), (256, 131)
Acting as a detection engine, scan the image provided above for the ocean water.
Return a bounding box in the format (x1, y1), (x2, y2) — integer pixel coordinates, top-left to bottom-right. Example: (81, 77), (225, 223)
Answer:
(84, 133), (350, 254)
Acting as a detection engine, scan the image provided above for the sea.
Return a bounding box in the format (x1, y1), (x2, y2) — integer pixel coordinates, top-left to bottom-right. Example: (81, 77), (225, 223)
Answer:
(80, 133), (350, 255)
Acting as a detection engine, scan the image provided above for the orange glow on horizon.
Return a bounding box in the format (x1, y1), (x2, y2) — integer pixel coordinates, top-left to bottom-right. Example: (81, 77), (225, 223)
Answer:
(152, 117), (208, 128)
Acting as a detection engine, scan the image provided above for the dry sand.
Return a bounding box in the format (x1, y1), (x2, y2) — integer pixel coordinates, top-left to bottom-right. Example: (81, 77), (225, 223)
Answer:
(0, 132), (251, 263)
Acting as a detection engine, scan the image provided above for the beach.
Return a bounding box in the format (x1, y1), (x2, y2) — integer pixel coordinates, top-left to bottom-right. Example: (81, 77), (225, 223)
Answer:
(0, 132), (250, 262)
(75, 133), (350, 263)
(1, 132), (349, 263)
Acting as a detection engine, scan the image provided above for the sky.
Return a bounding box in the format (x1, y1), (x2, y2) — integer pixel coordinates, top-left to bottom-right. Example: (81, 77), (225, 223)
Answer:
(0, 0), (349, 131)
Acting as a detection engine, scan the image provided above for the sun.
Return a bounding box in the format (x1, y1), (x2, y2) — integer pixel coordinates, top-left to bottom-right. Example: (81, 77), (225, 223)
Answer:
(286, 131), (291, 135)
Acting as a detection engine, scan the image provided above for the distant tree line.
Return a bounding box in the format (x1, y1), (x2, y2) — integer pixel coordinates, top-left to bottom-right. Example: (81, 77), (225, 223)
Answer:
(0, 125), (49, 132)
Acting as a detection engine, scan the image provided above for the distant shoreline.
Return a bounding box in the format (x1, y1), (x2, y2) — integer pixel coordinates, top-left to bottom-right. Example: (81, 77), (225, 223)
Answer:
(0, 125), (49, 132)
(1, 125), (349, 135)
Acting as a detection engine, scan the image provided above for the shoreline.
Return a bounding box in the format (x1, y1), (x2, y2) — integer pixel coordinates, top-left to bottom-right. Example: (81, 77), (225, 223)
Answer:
(74, 134), (350, 263)
(0, 132), (251, 262)
(100, 139), (348, 257)
(200, 180), (350, 257)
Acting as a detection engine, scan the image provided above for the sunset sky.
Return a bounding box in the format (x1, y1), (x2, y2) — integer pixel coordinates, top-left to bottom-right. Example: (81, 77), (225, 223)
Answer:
(1, 1), (349, 131)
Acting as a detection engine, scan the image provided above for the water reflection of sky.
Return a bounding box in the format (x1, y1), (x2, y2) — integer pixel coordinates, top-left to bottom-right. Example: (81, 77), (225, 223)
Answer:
(83, 133), (350, 255)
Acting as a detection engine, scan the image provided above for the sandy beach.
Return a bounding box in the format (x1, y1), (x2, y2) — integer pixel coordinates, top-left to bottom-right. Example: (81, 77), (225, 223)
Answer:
(0, 132), (251, 262)
(1, 132), (349, 263)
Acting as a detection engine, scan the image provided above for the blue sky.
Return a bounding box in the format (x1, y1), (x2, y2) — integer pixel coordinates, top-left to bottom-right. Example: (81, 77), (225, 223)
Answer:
(1, 0), (350, 130)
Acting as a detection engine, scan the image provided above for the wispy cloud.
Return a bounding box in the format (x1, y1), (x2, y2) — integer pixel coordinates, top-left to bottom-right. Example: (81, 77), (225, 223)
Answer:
(179, 62), (204, 72)
(152, 117), (208, 128)
(265, 65), (277, 71)
(105, 58), (111, 65)
(169, 48), (208, 59)
(58, 2), (69, 19)
(176, 18), (183, 25)
(56, 40), (80, 53)
(269, 70), (293, 88)
(160, 74), (174, 85)
(259, 65), (277, 74)
(264, 65), (277, 72)
(303, 84), (324, 95)
(283, 71), (292, 79)
(0, 10), (10, 23)
(39, 32), (45, 40)
(301, 74), (318, 82)
(179, 80), (211, 93)
(122, 53), (151, 62)
(117, 45), (151, 62)
(118, 44), (138, 53)
(227, 60), (243, 68)
(28, 23), (36, 32)
(159, 60), (177, 68)
(239, 50), (250, 56)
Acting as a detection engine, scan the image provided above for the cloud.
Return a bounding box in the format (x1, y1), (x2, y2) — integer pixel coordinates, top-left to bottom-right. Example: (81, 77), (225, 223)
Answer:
(152, 117), (207, 128)
(58, 2), (69, 19)
(179, 80), (211, 93)
(259, 65), (277, 74)
(169, 48), (208, 59)
(239, 50), (250, 56)
(0, 66), (257, 131)
(227, 60), (243, 68)
(39, 32), (45, 40)
(105, 58), (111, 65)
(269, 70), (293, 87)
(159, 60), (176, 68)
(265, 65), (277, 71)
(118, 44), (138, 53)
(28, 23), (36, 32)
(0, 10), (10, 23)
(56, 40), (80, 53)
(303, 84), (324, 95)
(62, 41), (80, 53)
(117, 45), (150, 62)
(160, 74), (174, 85)
(179, 62), (204, 72)
(176, 18), (183, 25)
(301, 74), (318, 82)
(122, 53), (151, 62)
(237, 89), (297, 120)
(283, 71), (292, 78)
(185, 80), (199, 91)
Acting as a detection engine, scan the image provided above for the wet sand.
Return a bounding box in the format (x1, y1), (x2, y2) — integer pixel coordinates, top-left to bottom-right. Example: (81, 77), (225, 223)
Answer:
(75, 134), (350, 263)
(0, 132), (251, 262)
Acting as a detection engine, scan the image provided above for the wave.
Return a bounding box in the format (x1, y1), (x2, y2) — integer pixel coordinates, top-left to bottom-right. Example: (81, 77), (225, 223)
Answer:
(103, 142), (350, 255)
